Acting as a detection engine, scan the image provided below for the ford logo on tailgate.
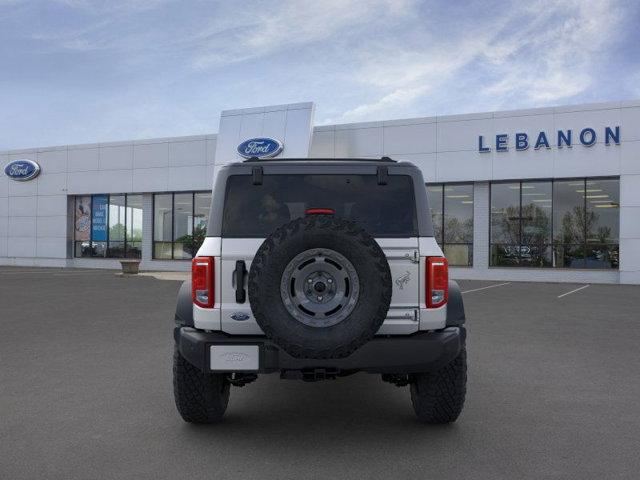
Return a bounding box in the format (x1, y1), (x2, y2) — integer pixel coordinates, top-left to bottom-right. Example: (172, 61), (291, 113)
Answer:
(237, 137), (283, 159)
(4, 159), (41, 181)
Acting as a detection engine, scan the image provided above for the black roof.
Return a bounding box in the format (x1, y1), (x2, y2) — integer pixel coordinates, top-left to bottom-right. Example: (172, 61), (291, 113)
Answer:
(241, 156), (397, 164)
(222, 156), (421, 173)
(226, 156), (425, 169)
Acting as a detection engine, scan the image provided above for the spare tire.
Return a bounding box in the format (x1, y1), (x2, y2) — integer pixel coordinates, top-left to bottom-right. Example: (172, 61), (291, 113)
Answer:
(248, 214), (392, 359)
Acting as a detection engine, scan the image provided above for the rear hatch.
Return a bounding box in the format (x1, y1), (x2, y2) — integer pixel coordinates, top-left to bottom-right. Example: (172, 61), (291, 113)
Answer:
(217, 171), (421, 335)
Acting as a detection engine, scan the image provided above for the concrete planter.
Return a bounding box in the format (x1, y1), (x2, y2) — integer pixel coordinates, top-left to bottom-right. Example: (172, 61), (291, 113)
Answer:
(119, 259), (141, 274)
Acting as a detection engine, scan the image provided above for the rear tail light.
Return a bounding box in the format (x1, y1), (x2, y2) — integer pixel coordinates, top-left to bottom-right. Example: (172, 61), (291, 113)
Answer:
(192, 257), (214, 308)
(426, 257), (448, 308)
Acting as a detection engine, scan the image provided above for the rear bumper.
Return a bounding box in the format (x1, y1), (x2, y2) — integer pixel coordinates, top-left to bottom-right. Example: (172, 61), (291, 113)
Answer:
(175, 326), (465, 375)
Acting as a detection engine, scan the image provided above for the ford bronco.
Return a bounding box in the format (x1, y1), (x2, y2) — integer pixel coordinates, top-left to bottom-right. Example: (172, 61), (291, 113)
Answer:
(173, 157), (467, 423)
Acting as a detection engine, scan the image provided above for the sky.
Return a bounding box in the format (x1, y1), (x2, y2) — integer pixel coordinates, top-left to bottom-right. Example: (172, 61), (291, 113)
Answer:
(1, 0), (639, 150)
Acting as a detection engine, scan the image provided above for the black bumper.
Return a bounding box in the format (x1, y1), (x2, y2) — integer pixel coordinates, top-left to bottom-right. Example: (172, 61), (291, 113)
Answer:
(175, 326), (465, 375)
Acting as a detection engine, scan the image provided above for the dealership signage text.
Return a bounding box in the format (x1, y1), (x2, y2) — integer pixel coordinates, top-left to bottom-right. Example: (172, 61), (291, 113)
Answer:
(478, 126), (620, 152)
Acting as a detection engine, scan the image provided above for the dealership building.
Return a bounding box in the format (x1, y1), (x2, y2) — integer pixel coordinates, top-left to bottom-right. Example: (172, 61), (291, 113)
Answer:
(1, 100), (639, 284)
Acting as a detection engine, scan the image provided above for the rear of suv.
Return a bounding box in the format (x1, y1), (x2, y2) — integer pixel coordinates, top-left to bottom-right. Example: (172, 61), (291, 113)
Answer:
(173, 158), (467, 423)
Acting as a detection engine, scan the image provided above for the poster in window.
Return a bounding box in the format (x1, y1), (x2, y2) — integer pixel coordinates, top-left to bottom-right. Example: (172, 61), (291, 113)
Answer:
(74, 196), (91, 241)
(91, 195), (108, 242)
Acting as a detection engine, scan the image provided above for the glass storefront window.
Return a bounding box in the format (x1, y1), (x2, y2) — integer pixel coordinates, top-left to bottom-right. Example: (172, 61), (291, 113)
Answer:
(427, 185), (443, 244)
(153, 194), (172, 259)
(73, 193), (143, 259)
(520, 181), (552, 267)
(194, 192), (212, 254)
(553, 180), (586, 268)
(126, 195), (143, 258)
(444, 184), (474, 266)
(173, 193), (193, 260)
(491, 178), (619, 269)
(108, 195), (126, 258)
(490, 182), (520, 267)
(152, 192), (211, 259)
(427, 183), (473, 266)
(74, 196), (92, 257)
(586, 179), (619, 242)
(586, 178), (619, 269)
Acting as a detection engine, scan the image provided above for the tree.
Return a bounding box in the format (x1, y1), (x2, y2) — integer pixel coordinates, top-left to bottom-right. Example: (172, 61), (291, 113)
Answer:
(557, 205), (607, 244)
(109, 223), (125, 241)
(175, 224), (208, 256)
(492, 203), (551, 266)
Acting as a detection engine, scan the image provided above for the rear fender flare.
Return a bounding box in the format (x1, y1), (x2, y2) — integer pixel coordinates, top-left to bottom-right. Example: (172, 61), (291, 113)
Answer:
(175, 280), (194, 328)
(446, 280), (465, 326)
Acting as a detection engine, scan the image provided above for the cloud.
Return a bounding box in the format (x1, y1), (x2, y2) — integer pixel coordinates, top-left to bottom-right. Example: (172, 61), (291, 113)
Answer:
(51, 0), (171, 13)
(0, 0), (635, 149)
(337, 36), (493, 121)
(190, 0), (413, 70)
(481, 0), (622, 104)
(334, 0), (627, 122)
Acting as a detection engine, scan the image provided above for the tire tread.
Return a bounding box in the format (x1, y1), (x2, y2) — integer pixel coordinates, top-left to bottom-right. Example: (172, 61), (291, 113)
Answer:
(173, 348), (230, 423)
(410, 346), (467, 424)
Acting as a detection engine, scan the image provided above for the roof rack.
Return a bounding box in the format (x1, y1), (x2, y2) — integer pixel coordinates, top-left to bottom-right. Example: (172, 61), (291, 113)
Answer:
(242, 156), (397, 163)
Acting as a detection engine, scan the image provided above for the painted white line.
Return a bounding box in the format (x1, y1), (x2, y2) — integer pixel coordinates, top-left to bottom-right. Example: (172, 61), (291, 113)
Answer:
(0, 269), (58, 273)
(0, 271), (65, 275)
(557, 284), (590, 298)
(461, 282), (511, 294)
(0, 271), (112, 276)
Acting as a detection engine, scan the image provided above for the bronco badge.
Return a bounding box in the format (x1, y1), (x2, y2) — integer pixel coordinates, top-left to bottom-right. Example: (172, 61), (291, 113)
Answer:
(395, 271), (411, 290)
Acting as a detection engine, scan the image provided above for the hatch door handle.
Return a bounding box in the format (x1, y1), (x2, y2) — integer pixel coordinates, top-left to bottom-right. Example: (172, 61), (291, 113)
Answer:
(234, 260), (247, 303)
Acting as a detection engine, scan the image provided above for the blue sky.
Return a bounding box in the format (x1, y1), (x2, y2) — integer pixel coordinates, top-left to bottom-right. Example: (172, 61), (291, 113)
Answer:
(1, 0), (639, 150)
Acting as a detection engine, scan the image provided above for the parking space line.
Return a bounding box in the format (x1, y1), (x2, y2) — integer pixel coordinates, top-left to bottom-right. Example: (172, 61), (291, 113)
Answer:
(461, 282), (511, 294)
(0, 271), (62, 275)
(0, 270), (114, 276)
(557, 284), (590, 298)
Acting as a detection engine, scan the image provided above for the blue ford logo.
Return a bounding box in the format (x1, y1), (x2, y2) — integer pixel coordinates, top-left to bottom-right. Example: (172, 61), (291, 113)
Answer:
(237, 137), (283, 159)
(230, 312), (250, 321)
(4, 159), (41, 181)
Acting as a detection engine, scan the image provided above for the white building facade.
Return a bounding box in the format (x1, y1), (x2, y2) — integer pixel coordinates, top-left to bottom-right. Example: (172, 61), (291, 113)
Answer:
(1, 100), (639, 284)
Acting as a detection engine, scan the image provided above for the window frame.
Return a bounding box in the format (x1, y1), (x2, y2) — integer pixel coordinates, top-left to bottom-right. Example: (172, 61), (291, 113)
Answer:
(152, 191), (211, 260)
(73, 193), (143, 259)
(220, 173), (420, 239)
(426, 182), (474, 267)
(489, 176), (620, 269)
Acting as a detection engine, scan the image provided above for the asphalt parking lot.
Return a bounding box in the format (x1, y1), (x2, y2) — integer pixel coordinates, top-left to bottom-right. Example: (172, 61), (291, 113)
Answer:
(1, 268), (639, 480)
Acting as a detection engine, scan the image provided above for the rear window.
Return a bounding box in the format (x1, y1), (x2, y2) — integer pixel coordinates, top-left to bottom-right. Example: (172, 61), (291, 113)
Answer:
(222, 174), (417, 237)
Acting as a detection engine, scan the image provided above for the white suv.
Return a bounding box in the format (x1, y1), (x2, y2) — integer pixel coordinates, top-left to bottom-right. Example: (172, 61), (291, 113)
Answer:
(173, 158), (467, 423)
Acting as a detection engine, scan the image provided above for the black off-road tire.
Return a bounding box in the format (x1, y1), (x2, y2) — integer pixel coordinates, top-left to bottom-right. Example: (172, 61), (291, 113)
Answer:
(409, 345), (467, 424)
(248, 215), (392, 359)
(173, 348), (230, 423)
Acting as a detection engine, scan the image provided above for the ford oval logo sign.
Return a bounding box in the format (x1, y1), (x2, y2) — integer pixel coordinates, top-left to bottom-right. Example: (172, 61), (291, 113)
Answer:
(237, 137), (283, 159)
(230, 312), (250, 321)
(4, 159), (41, 182)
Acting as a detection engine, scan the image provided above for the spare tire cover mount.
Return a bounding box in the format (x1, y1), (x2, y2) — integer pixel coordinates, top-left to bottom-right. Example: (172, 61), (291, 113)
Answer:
(248, 215), (392, 359)
(279, 248), (360, 328)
